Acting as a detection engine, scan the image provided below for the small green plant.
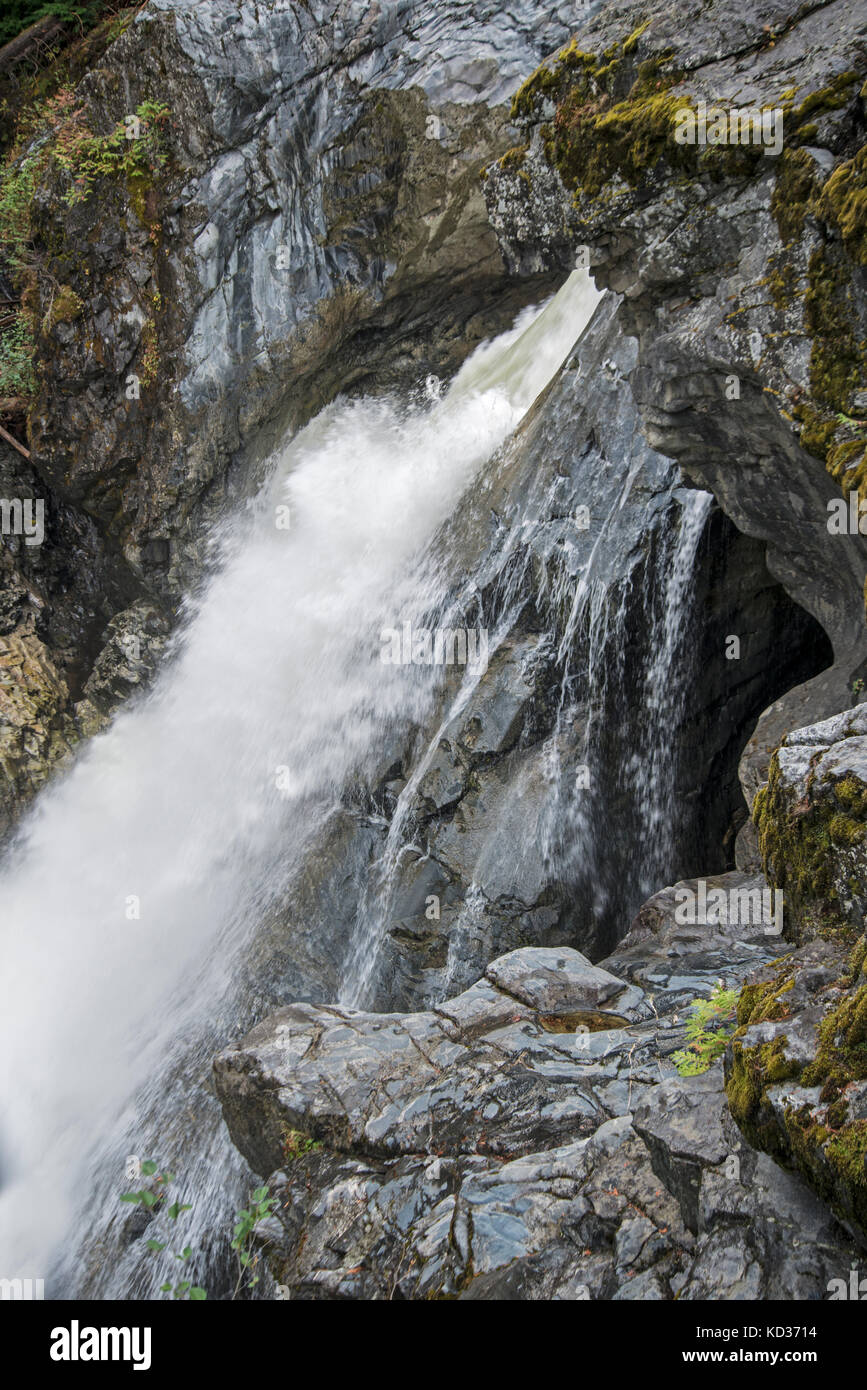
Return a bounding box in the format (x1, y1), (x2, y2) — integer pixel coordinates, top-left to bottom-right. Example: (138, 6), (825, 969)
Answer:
(836, 411), (867, 433)
(120, 1160), (206, 1300)
(0, 312), (36, 399)
(672, 985), (739, 1076)
(281, 1127), (322, 1162)
(231, 1185), (278, 1297)
(120, 1163), (281, 1300)
(53, 98), (170, 206)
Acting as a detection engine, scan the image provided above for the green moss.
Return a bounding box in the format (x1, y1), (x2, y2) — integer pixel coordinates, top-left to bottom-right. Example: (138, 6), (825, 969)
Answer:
(815, 146), (867, 266)
(509, 33), (690, 200)
(736, 972), (795, 1026)
(829, 813), (867, 847)
(805, 248), (862, 411)
(826, 437), (867, 494)
(770, 147), (817, 244)
(621, 21), (651, 56)
(788, 71), (860, 135)
(726, 1032), (801, 1144)
(510, 40), (599, 121)
(847, 938), (867, 983)
(755, 756), (836, 931)
(825, 1117), (867, 1179)
(836, 775), (867, 817)
(551, 86), (686, 198)
(793, 246), (867, 502)
(765, 254), (798, 311)
(497, 144), (528, 173)
(801, 985), (867, 1091)
(727, 957), (867, 1236)
(43, 282), (82, 328)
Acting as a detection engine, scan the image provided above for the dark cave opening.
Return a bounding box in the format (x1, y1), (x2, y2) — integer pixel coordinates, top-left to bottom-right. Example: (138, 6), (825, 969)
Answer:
(576, 500), (835, 961)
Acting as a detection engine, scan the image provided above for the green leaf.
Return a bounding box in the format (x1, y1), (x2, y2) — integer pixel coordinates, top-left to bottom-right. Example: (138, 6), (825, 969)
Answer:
(251, 1187), (269, 1202)
(190, 1287), (207, 1301)
(160, 1282), (172, 1293)
(146, 1240), (167, 1253)
(141, 1191), (158, 1208)
(140, 1160), (157, 1177)
(119, 1192), (141, 1204)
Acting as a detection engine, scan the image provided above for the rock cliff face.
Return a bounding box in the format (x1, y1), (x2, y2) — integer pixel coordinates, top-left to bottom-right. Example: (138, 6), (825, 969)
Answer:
(1, 0), (573, 834)
(485, 0), (867, 834)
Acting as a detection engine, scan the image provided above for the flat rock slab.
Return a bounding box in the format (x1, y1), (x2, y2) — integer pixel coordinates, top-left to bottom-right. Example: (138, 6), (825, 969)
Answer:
(213, 949), (654, 1175)
(484, 946), (649, 1020)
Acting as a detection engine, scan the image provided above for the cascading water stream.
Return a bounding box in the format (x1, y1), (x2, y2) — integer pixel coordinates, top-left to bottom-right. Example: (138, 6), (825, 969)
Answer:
(0, 270), (601, 1296)
(343, 329), (717, 1005)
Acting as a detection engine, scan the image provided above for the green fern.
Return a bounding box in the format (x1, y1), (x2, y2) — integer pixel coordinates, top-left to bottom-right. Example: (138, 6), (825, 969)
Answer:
(672, 985), (739, 1076)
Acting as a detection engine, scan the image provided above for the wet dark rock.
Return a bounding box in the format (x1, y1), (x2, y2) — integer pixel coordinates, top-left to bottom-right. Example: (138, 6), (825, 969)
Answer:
(214, 923), (860, 1298)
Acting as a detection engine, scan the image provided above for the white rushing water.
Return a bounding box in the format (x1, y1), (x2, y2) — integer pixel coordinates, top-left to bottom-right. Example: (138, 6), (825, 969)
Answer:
(0, 270), (601, 1289)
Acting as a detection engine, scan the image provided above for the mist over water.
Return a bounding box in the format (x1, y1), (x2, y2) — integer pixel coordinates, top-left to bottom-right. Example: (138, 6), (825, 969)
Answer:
(0, 271), (601, 1292)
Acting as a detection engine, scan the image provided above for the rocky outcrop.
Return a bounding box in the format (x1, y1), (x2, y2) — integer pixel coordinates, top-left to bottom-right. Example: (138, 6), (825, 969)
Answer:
(475, 5), (867, 1252)
(214, 912), (861, 1298)
(724, 702), (867, 1239)
(337, 290), (830, 1008)
(755, 702), (867, 939)
(485, 0), (867, 755)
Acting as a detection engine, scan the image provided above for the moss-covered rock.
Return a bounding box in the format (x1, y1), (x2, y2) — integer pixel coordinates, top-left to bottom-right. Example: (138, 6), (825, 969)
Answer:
(0, 625), (75, 838)
(726, 702), (867, 1239)
(754, 704), (867, 942)
(725, 934), (867, 1240)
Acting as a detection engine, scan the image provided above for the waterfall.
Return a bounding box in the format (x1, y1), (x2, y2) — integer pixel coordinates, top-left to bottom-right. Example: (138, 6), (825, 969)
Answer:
(341, 297), (717, 1005)
(0, 271), (601, 1295)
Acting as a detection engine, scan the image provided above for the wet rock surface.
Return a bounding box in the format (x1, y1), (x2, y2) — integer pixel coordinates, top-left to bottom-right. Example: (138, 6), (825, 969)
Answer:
(318, 292), (830, 1013)
(214, 910), (861, 1299)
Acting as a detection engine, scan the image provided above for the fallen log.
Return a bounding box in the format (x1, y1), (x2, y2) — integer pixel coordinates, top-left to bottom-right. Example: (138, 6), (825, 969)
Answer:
(0, 16), (70, 76)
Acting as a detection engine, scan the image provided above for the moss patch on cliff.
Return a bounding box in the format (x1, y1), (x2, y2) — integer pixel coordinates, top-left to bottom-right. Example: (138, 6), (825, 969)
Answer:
(510, 33), (694, 201)
(770, 148), (818, 245)
(726, 1030), (801, 1149)
(787, 71), (861, 142)
(782, 243), (867, 515)
(0, 84), (170, 414)
(814, 146), (867, 267)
